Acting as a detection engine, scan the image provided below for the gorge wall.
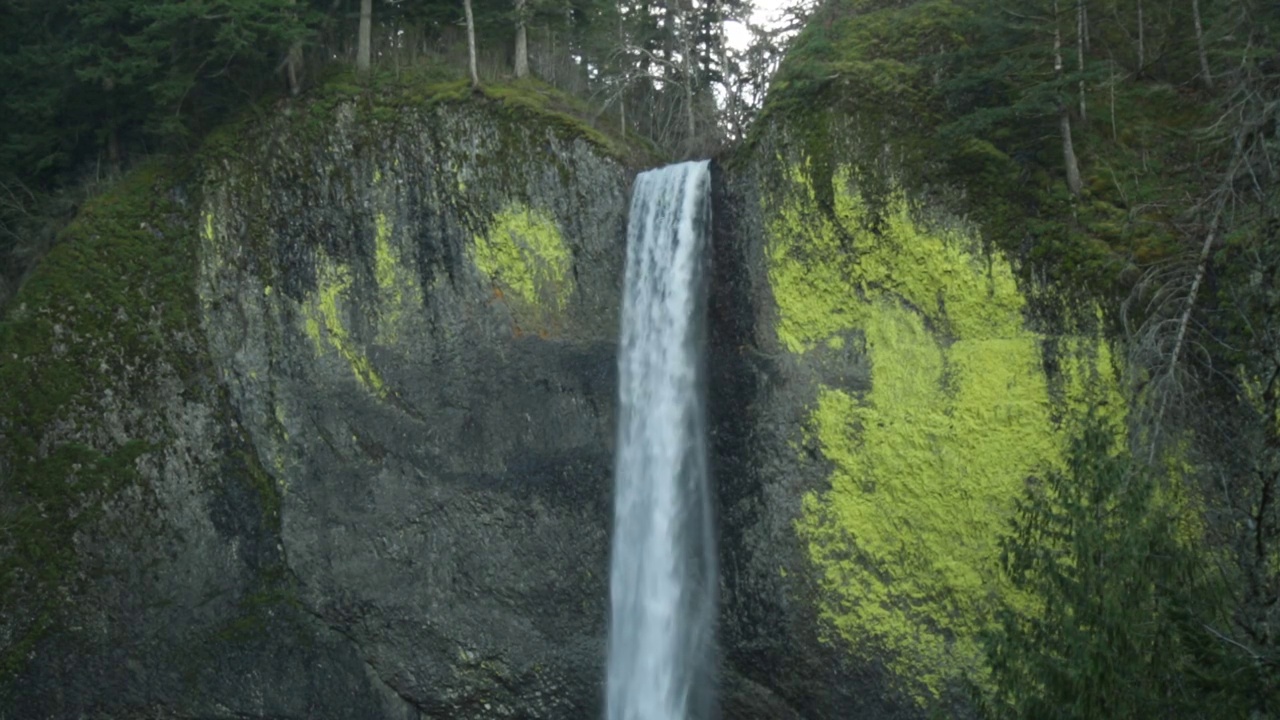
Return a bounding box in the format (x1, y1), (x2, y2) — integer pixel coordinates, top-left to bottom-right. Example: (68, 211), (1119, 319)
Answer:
(711, 122), (1122, 717)
(2, 81), (1119, 718)
(2, 87), (628, 719)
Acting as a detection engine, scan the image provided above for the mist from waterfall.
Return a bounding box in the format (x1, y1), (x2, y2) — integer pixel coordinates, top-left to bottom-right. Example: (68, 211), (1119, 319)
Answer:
(606, 160), (717, 720)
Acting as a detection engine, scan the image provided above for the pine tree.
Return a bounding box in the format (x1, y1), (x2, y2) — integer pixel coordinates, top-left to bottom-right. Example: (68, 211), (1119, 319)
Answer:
(982, 419), (1236, 719)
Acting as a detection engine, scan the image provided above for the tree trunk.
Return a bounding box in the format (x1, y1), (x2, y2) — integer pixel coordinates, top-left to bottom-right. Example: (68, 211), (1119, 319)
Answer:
(1136, 0), (1145, 70)
(357, 0), (372, 76)
(287, 43), (303, 94)
(1109, 59), (1118, 141)
(464, 0), (480, 88)
(285, 0), (303, 95)
(1082, 1), (1090, 52)
(679, 0), (695, 145)
(1055, 0), (1083, 196)
(1148, 198), (1225, 461)
(1192, 0), (1213, 88)
(1077, 0), (1087, 122)
(103, 76), (121, 175)
(1060, 110), (1083, 197)
(106, 125), (121, 174)
(1168, 201), (1224, 393)
(618, 8), (627, 136)
(514, 0), (529, 78)
(663, 0), (676, 68)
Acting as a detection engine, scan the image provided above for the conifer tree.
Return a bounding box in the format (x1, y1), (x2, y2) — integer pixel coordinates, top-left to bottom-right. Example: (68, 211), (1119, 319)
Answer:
(982, 419), (1233, 719)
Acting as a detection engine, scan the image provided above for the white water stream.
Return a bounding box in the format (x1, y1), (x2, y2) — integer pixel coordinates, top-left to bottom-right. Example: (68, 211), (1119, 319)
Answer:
(606, 161), (717, 720)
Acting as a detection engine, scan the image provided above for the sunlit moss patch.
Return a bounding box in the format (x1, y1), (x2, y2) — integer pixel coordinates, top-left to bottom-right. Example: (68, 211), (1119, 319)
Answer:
(771, 165), (1124, 703)
(472, 205), (571, 333)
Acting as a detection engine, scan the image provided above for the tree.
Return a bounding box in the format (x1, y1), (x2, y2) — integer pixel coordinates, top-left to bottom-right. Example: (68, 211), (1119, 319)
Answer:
(1136, 0), (1144, 69)
(1051, 0), (1082, 196)
(464, 0), (480, 87)
(1191, 0), (1211, 88)
(514, 0), (529, 78)
(936, 0), (1091, 199)
(287, 0), (304, 95)
(981, 419), (1234, 719)
(358, 0), (372, 76)
(1128, 7), (1280, 709)
(1075, 0), (1086, 120)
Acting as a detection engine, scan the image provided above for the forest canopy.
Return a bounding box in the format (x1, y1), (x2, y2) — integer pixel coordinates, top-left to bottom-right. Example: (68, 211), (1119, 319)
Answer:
(0, 0), (791, 302)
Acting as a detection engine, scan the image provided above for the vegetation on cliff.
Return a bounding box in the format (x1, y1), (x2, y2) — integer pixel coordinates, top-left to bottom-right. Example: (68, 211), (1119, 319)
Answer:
(1, 45), (634, 701)
(766, 159), (1128, 706)
(982, 418), (1244, 719)
(3, 0), (1278, 716)
(0, 0), (769, 305)
(755, 0), (1280, 715)
(0, 163), (200, 680)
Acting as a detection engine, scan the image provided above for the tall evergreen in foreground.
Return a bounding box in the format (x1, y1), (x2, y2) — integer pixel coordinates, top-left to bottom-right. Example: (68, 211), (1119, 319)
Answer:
(981, 419), (1247, 719)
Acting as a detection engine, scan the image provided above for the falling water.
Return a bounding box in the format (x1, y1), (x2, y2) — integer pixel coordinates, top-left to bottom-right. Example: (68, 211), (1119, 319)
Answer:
(607, 161), (717, 720)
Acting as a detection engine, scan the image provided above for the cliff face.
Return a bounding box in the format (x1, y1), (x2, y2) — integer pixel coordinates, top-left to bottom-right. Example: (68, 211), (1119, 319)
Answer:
(711, 121), (1124, 718)
(197, 95), (634, 717)
(2, 87), (631, 719)
(1, 76), (1123, 719)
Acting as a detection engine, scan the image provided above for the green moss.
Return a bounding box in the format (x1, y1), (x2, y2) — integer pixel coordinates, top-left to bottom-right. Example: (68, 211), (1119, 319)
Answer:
(751, 0), (1220, 299)
(300, 249), (386, 394)
(0, 162), (198, 682)
(478, 79), (631, 159)
(241, 446), (282, 533)
(209, 580), (300, 644)
(769, 166), (1025, 353)
(292, 69), (641, 163)
(204, 165), (422, 397)
(472, 204), (572, 335)
(800, 324), (1055, 703)
(773, 166), (1125, 703)
(371, 170), (420, 345)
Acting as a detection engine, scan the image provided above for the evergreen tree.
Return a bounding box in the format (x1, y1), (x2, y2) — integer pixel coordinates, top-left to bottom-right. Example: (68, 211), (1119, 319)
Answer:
(982, 418), (1240, 719)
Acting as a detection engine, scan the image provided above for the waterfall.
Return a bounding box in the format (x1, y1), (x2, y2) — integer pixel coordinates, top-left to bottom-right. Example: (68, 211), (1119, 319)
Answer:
(607, 161), (717, 720)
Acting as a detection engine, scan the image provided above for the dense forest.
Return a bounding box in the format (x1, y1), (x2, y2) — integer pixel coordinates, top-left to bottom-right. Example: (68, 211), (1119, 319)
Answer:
(3, 0), (1280, 717)
(0, 0), (796, 304)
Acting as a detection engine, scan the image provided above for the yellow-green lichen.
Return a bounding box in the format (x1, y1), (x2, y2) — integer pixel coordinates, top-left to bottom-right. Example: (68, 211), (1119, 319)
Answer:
(1240, 368), (1280, 436)
(372, 212), (420, 345)
(800, 307), (1055, 702)
(772, 166), (1124, 704)
(368, 164), (424, 346)
(302, 249), (385, 394)
(472, 205), (571, 333)
(768, 167), (1025, 353)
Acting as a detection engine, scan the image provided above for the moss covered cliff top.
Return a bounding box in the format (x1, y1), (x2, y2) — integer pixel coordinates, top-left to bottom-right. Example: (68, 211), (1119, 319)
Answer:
(744, 0), (1225, 300)
(203, 68), (658, 170)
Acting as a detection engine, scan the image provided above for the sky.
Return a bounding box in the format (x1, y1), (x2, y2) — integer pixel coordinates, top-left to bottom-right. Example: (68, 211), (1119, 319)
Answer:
(724, 0), (795, 52)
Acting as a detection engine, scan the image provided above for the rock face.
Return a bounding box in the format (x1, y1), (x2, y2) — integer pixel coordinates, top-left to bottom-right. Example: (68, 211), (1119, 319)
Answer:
(208, 97), (638, 717)
(197, 99), (632, 717)
(709, 125), (1121, 719)
(2, 93), (630, 719)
